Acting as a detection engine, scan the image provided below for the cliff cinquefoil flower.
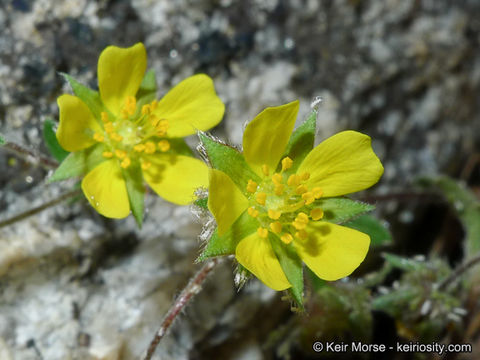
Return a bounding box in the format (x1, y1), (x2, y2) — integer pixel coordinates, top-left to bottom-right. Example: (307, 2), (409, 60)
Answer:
(55, 43), (224, 220)
(206, 101), (383, 291)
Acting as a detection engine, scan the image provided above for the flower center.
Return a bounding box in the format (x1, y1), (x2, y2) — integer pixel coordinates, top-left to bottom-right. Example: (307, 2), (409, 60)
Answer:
(245, 157), (324, 244)
(91, 96), (171, 169)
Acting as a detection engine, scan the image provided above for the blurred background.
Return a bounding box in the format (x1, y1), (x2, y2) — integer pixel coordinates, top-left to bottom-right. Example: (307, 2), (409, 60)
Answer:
(0, 0), (479, 359)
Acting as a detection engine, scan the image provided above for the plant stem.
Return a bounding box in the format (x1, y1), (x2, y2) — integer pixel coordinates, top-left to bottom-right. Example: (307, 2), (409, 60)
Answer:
(3, 141), (58, 169)
(437, 252), (480, 291)
(0, 189), (81, 229)
(143, 258), (221, 360)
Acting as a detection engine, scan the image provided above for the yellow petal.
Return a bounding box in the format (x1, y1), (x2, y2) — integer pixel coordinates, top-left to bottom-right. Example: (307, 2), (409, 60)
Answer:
(294, 222), (370, 281)
(98, 43), (147, 115)
(243, 101), (299, 176)
(142, 154), (209, 205)
(236, 233), (291, 291)
(154, 74), (225, 137)
(208, 169), (249, 235)
(298, 131), (384, 197)
(56, 94), (101, 152)
(81, 159), (130, 218)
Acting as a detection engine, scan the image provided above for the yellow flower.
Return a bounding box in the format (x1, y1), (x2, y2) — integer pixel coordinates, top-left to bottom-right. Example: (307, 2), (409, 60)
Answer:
(208, 101), (383, 290)
(56, 43), (224, 218)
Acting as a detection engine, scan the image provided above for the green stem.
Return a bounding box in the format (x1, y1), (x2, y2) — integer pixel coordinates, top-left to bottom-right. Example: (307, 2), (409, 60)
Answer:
(2, 141), (58, 169)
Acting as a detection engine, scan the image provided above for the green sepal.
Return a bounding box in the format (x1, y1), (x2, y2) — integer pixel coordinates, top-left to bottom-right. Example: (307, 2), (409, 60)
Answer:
(194, 197), (208, 210)
(199, 133), (261, 191)
(0, 133), (5, 146)
(48, 144), (104, 183)
(135, 69), (158, 115)
(197, 211), (257, 261)
(382, 253), (425, 272)
(344, 215), (392, 246)
(168, 138), (194, 157)
(61, 73), (105, 120)
(306, 267), (327, 292)
(43, 118), (69, 162)
(283, 109), (317, 172)
(318, 198), (375, 224)
(270, 235), (304, 310)
(122, 162), (145, 228)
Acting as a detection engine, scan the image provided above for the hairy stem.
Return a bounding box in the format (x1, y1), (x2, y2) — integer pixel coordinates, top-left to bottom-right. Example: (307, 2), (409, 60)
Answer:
(3, 141), (58, 169)
(437, 252), (480, 291)
(143, 258), (221, 360)
(0, 189), (81, 229)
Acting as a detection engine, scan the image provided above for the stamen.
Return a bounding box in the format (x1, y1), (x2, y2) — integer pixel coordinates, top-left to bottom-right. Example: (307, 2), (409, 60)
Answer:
(272, 173), (283, 184)
(255, 192), (267, 205)
(310, 208), (324, 221)
(274, 184), (284, 196)
(110, 133), (123, 142)
(93, 133), (104, 142)
(104, 122), (114, 134)
(247, 206), (259, 218)
(141, 161), (151, 170)
(144, 141), (156, 154)
(141, 104), (151, 115)
(150, 100), (158, 110)
(158, 140), (170, 152)
(120, 157), (131, 169)
(292, 212), (309, 230)
(300, 172), (310, 181)
(101, 112), (109, 123)
(295, 230), (308, 240)
(281, 233), (293, 244)
(102, 151), (113, 158)
(281, 157), (293, 172)
(302, 192), (315, 205)
(287, 174), (300, 186)
(115, 149), (127, 159)
(312, 187), (323, 199)
(124, 96), (137, 116)
(267, 209), (281, 220)
(246, 180), (258, 193)
(270, 222), (282, 234)
(257, 227), (268, 239)
(295, 185), (308, 195)
(262, 164), (269, 176)
(133, 144), (146, 152)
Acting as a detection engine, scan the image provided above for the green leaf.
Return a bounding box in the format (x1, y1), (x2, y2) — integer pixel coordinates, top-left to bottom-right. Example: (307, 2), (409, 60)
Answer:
(0, 133), (5, 146)
(382, 253), (425, 272)
(61, 73), (105, 119)
(199, 133), (261, 191)
(48, 144), (104, 183)
(283, 109), (316, 172)
(194, 197), (208, 210)
(43, 118), (69, 162)
(270, 236), (304, 309)
(197, 211), (257, 261)
(318, 198), (375, 224)
(372, 289), (418, 314)
(123, 162), (145, 228)
(344, 215), (392, 246)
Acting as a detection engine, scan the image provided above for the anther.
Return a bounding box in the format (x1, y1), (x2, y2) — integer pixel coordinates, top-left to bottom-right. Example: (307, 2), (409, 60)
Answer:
(104, 122), (114, 134)
(270, 222), (282, 234)
(281, 233), (293, 244)
(247, 206), (259, 218)
(102, 151), (113, 158)
(310, 208), (324, 221)
(295, 185), (308, 195)
(141, 104), (151, 115)
(268, 209), (281, 220)
(262, 164), (269, 176)
(302, 192), (315, 205)
(101, 112), (109, 123)
(115, 149), (127, 159)
(293, 212), (309, 230)
(281, 157), (293, 172)
(124, 96), (137, 116)
(257, 227), (268, 239)
(110, 133), (123, 142)
(274, 184), (284, 196)
(287, 174), (300, 186)
(158, 140), (170, 152)
(272, 173), (283, 185)
(93, 133), (104, 142)
(144, 141), (156, 154)
(120, 157), (131, 169)
(300, 172), (310, 181)
(312, 187), (323, 199)
(255, 192), (267, 205)
(246, 180), (258, 193)
(133, 144), (146, 152)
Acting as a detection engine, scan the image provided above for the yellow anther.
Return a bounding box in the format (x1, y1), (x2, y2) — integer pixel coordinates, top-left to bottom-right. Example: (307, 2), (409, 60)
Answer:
(120, 157), (131, 169)
(257, 227), (268, 239)
(293, 212), (309, 230)
(312, 187), (323, 199)
(158, 140), (170, 152)
(104, 122), (114, 134)
(141, 104), (151, 115)
(256, 192), (267, 205)
(133, 144), (145, 152)
(310, 208), (324, 221)
(124, 96), (137, 116)
(281, 233), (293, 244)
(144, 141), (156, 154)
(281, 157), (293, 171)
(300, 172), (310, 181)
(302, 192), (315, 205)
(102, 151), (113, 158)
(297, 212), (309, 223)
(295, 230), (308, 240)
(115, 149), (127, 159)
(270, 221), (282, 234)
(262, 164), (269, 176)
(141, 161), (151, 170)
(155, 119), (169, 136)
(295, 185), (308, 195)
(247, 206), (259, 218)
(274, 184), (284, 196)
(110, 133), (123, 142)
(287, 174), (300, 186)
(272, 173), (283, 185)
(246, 179), (258, 193)
(101, 112), (109, 123)
(268, 209), (281, 220)
(150, 100), (158, 110)
(93, 133), (104, 142)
